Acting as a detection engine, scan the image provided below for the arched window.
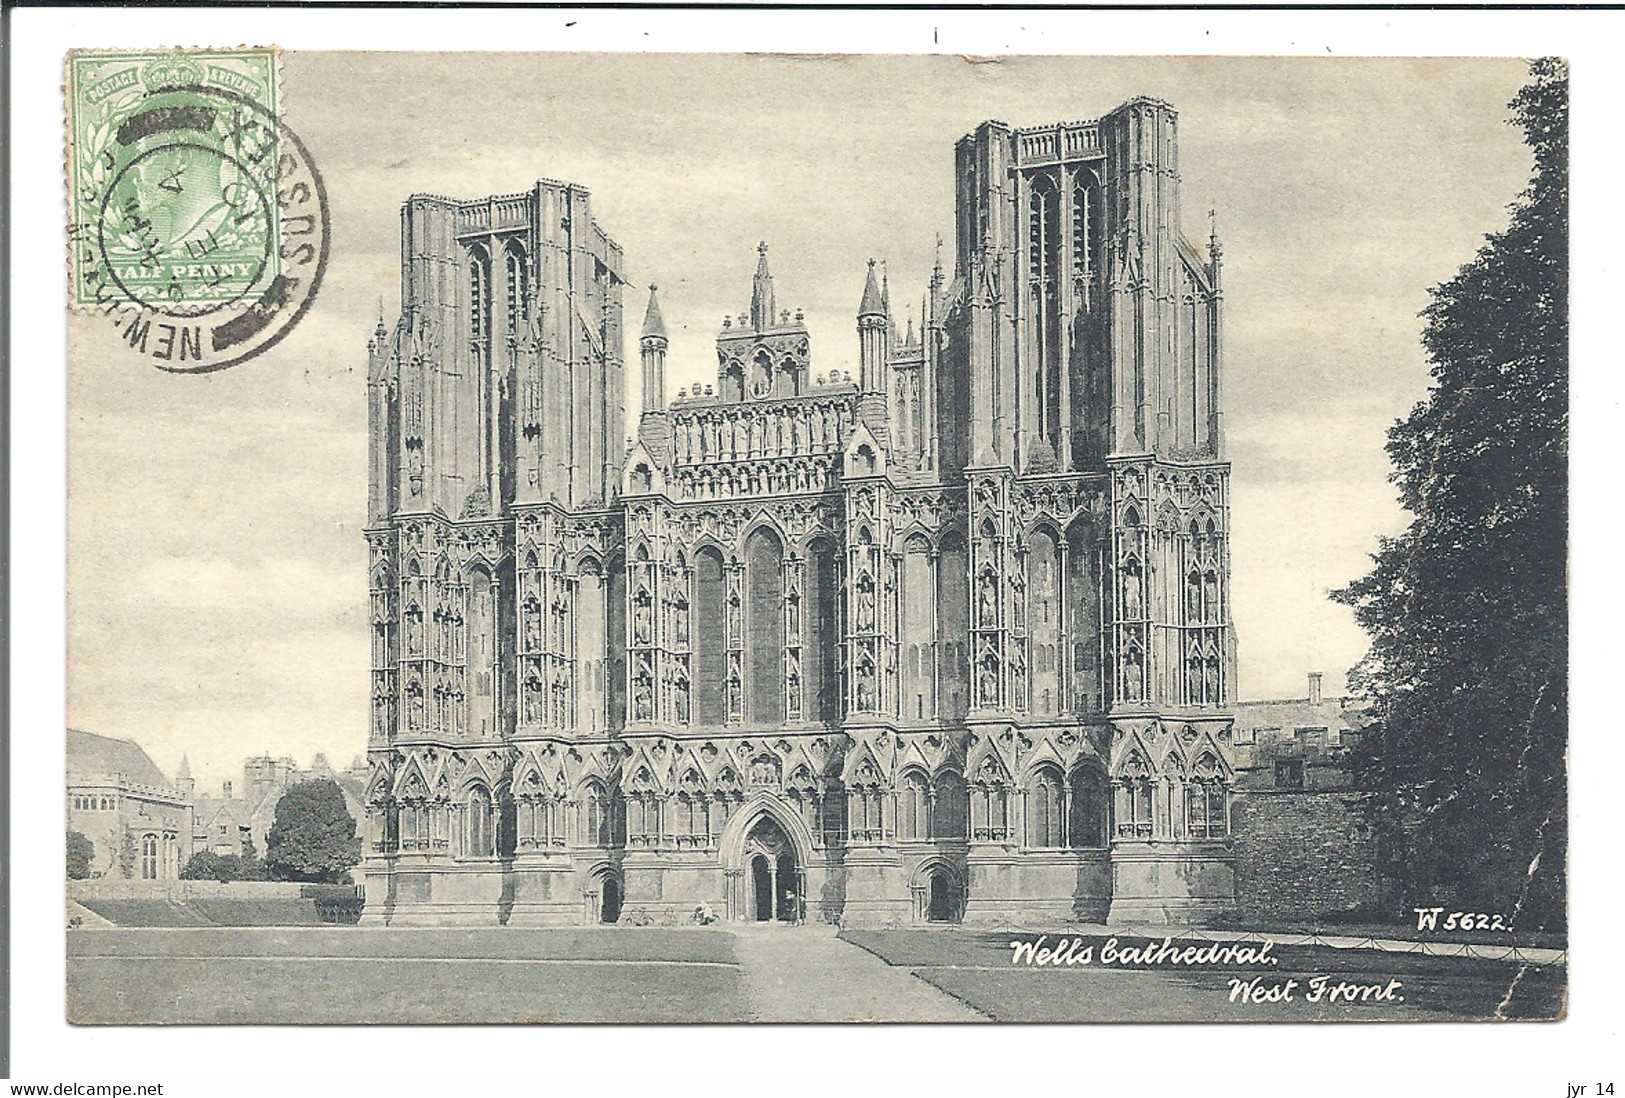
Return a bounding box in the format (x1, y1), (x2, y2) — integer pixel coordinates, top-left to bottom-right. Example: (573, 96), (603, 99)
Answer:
(577, 561), (607, 733)
(505, 243), (528, 334)
(468, 248), (490, 345)
(1068, 766), (1106, 848)
(468, 568), (496, 736)
(1072, 168), (1103, 307)
(902, 536), (934, 720)
(900, 770), (929, 840)
(1117, 756), (1154, 840)
(805, 538), (840, 722)
(584, 782), (613, 847)
(1028, 765), (1064, 848)
(693, 548), (727, 724)
(1029, 528), (1061, 715)
(1030, 172), (1063, 444)
(140, 833), (159, 879)
(937, 532), (969, 720)
(466, 785), (494, 857)
(752, 349), (774, 399)
(1187, 756), (1229, 839)
(744, 528), (786, 723)
(971, 757), (1011, 841)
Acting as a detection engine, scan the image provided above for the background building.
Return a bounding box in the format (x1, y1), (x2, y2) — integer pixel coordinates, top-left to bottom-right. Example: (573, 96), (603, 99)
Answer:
(189, 753), (368, 859)
(1229, 672), (1385, 923)
(67, 728), (192, 879)
(362, 97), (1237, 926)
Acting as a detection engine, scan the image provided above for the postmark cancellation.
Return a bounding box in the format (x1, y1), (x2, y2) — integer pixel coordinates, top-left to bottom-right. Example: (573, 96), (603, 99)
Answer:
(65, 47), (327, 373)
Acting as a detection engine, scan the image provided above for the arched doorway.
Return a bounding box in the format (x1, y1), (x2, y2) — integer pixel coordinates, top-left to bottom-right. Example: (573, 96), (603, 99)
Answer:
(927, 870), (962, 923)
(600, 876), (622, 924)
(743, 815), (800, 922)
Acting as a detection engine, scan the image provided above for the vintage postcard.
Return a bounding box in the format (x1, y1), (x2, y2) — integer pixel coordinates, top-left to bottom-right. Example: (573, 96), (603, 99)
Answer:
(62, 50), (1568, 1027)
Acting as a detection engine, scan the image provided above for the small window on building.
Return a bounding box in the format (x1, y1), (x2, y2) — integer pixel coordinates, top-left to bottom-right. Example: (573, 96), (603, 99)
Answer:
(1233, 726), (1255, 746)
(1274, 759), (1305, 790)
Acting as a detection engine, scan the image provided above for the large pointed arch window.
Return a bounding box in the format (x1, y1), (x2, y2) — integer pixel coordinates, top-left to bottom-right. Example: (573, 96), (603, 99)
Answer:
(505, 242), (528, 335)
(694, 547), (728, 724)
(745, 528), (786, 723)
(1029, 172), (1063, 447)
(805, 538), (840, 722)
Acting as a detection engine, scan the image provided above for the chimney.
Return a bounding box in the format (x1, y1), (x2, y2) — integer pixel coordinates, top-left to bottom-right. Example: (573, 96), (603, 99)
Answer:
(1308, 672), (1323, 706)
(222, 780), (234, 799)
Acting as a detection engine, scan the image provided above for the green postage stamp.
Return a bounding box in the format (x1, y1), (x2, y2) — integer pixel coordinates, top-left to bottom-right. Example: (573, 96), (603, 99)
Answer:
(66, 48), (282, 311)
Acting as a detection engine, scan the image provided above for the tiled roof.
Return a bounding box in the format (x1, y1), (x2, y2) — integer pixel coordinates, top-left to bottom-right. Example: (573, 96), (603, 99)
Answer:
(67, 728), (176, 791)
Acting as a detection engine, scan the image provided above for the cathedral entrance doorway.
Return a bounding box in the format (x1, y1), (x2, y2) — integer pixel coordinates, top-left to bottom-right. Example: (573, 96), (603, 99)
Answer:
(927, 871), (962, 923)
(743, 816), (800, 922)
(600, 876), (622, 924)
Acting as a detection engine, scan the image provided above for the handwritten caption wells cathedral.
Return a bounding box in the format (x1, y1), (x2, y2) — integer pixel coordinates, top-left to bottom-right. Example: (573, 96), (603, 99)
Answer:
(1007, 935), (1404, 1008)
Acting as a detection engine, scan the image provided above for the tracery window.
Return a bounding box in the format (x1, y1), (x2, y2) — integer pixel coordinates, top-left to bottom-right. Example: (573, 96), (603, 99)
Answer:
(505, 243), (528, 335)
(1187, 756), (1228, 838)
(465, 785), (495, 857)
(932, 769), (968, 839)
(805, 538), (840, 722)
(901, 536), (935, 720)
(745, 528), (786, 723)
(1027, 765), (1064, 848)
(140, 833), (159, 879)
(1029, 528), (1061, 715)
(900, 770), (930, 840)
(583, 782), (618, 847)
(1116, 757), (1154, 840)
(694, 548), (727, 724)
(1029, 172), (1063, 445)
(937, 532), (970, 720)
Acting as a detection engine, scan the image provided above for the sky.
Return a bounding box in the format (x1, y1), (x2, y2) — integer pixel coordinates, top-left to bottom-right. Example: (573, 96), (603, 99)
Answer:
(65, 53), (1536, 795)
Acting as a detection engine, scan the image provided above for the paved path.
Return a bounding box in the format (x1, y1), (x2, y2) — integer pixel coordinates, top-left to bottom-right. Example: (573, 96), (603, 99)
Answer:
(730, 923), (988, 1022)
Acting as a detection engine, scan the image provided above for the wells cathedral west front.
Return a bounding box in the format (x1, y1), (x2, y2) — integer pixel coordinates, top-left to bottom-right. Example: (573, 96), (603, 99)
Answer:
(362, 96), (1238, 926)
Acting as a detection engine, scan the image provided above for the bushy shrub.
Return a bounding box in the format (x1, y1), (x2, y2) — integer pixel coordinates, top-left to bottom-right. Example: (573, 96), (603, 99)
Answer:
(67, 830), (94, 880)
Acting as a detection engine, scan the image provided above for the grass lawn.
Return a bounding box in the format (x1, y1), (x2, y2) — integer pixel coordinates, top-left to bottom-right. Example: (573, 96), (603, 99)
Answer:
(68, 927), (748, 1024)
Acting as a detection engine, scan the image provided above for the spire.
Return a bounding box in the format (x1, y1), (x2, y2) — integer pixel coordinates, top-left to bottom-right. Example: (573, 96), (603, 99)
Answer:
(640, 283), (667, 341)
(858, 258), (885, 318)
(176, 754), (191, 781)
(905, 307), (915, 348)
(749, 241), (776, 330)
(369, 300), (388, 354)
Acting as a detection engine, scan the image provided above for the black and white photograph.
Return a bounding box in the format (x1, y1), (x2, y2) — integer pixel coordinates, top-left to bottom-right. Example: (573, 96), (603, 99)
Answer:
(7, 7), (1616, 1095)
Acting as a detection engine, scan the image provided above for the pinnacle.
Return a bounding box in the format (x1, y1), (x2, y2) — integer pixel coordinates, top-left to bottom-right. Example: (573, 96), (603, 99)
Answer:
(641, 283), (668, 341)
(858, 258), (886, 318)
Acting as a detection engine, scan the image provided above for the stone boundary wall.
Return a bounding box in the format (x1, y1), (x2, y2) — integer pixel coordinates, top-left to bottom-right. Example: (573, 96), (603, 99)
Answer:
(1230, 790), (1384, 922)
(68, 879), (306, 901)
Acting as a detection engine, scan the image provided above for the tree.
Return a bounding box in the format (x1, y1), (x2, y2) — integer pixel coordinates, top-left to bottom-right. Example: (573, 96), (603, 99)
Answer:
(67, 830), (95, 880)
(264, 778), (360, 883)
(181, 850), (230, 882)
(1334, 59), (1567, 930)
(237, 834), (270, 881)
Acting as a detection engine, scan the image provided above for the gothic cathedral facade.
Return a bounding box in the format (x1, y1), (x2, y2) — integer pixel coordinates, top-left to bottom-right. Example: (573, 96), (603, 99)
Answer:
(362, 97), (1238, 926)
